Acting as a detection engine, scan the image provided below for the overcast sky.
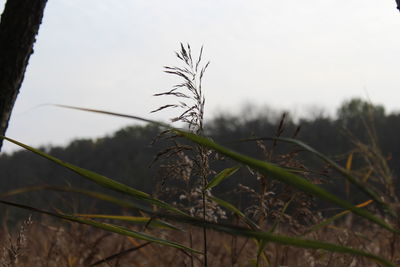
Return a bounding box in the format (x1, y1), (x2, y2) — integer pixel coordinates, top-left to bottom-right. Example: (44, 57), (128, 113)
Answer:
(1, 0), (400, 154)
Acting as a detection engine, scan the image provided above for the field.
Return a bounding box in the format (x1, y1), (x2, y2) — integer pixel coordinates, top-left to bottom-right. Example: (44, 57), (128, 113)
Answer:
(1, 217), (399, 266)
(1, 44), (399, 267)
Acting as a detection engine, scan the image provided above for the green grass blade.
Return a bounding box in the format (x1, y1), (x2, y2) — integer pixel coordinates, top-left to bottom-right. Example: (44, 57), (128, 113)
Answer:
(89, 242), (151, 267)
(1, 136), (187, 216)
(232, 228), (393, 267)
(269, 195), (296, 234)
(174, 130), (399, 234)
(1, 185), (152, 212)
(1, 185), (182, 232)
(209, 195), (259, 230)
(257, 195), (296, 260)
(272, 137), (393, 215)
(0, 199), (199, 254)
(151, 214), (395, 267)
(205, 166), (239, 190)
(302, 199), (374, 236)
(74, 214), (180, 230)
(54, 104), (169, 127)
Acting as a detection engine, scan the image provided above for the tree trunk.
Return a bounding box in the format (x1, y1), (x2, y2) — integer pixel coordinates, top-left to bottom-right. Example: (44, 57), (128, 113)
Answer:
(0, 0), (48, 151)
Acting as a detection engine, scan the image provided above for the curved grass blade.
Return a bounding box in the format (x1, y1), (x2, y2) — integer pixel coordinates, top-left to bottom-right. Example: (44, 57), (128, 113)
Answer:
(53, 104), (169, 128)
(1, 136), (187, 217)
(256, 195), (296, 265)
(75, 214), (180, 230)
(346, 152), (354, 170)
(269, 195), (296, 234)
(152, 213), (395, 267)
(205, 166), (239, 190)
(265, 137), (393, 215)
(209, 195), (272, 266)
(1, 185), (182, 232)
(302, 199), (374, 236)
(89, 242), (151, 267)
(0, 199), (199, 254)
(1, 185), (152, 212)
(208, 195), (259, 230)
(174, 130), (399, 234)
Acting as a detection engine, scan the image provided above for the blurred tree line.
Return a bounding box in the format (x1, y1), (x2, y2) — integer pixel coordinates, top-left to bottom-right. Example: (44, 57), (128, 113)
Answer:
(0, 98), (399, 222)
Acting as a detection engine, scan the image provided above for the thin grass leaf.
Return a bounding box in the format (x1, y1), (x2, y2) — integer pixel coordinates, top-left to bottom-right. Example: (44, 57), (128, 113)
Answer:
(269, 195), (296, 234)
(363, 168), (374, 182)
(74, 214), (180, 230)
(205, 166), (240, 190)
(208, 196), (259, 230)
(0, 136), (187, 216)
(258, 250), (272, 267)
(1, 185), (152, 212)
(89, 242), (151, 267)
(302, 199), (374, 235)
(346, 152), (354, 170)
(345, 152), (353, 198)
(150, 213), (394, 267)
(256, 195), (296, 263)
(174, 130), (399, 234)
(211, 225), (393, 267)
(52, 104), (169, 128)
(0, 199), (200, 254)
(272, 137), (393, 215)
(1, 185), (183, 231)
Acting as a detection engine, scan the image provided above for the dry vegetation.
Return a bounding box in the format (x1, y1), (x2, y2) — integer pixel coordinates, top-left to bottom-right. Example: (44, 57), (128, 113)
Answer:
(1, 217), (400, 267)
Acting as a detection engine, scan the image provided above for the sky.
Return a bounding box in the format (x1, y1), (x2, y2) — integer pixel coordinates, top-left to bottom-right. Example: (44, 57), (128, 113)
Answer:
(1, 0), (400, 154)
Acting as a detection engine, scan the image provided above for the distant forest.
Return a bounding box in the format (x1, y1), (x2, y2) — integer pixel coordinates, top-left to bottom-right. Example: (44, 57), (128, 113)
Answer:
(1, 98), (400, 222)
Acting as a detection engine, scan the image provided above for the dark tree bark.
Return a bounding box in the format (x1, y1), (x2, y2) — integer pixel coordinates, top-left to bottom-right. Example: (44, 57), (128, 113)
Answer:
(0, 0), (48, 151)
(397, 0), (400, 11)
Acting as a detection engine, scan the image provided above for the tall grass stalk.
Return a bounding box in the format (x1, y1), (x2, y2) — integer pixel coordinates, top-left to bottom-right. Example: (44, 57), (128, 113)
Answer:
(152, 43), (211, 266)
